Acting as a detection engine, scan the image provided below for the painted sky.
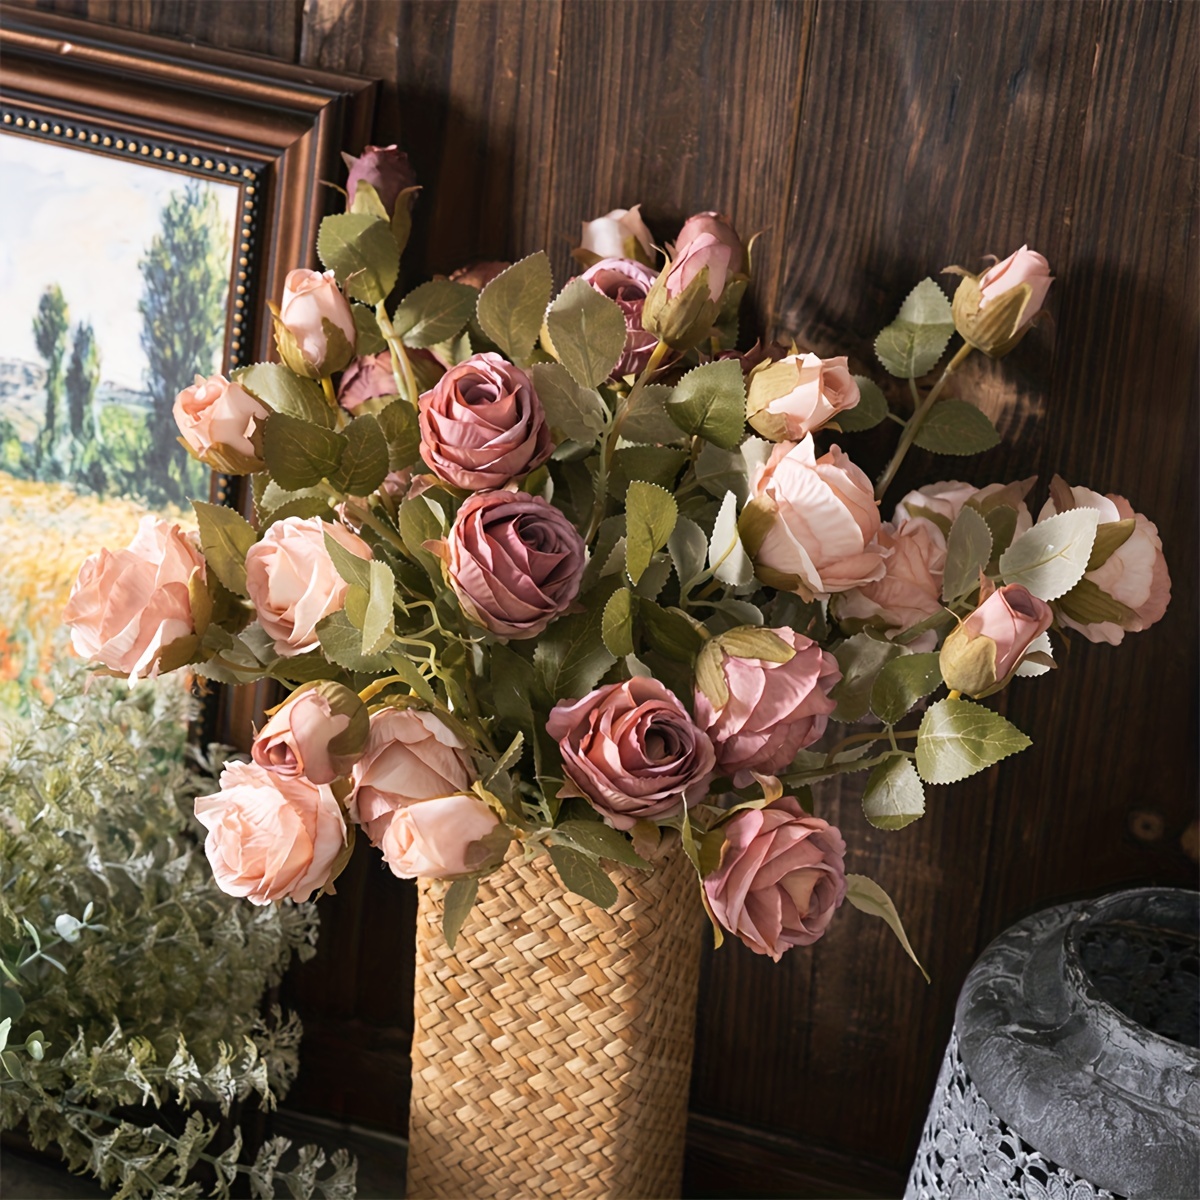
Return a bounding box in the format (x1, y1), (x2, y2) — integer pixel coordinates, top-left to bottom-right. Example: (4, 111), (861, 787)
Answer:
(0, 132), (240, 391)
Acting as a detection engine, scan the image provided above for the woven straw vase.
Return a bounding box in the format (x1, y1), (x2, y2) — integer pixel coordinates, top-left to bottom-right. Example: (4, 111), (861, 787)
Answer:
(406, 842), (704, 1199)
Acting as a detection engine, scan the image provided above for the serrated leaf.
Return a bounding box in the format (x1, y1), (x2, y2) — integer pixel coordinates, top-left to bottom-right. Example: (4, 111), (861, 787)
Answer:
(718, 626), (795, 663)
(192, 500), (256, 597)
(709, 489), (753, 586)
(845, 874), (929, 982)
(830, 633), (903, 723)
(548, 844), (619, 909)
(942, 505), (992, 601)
(534, 579), (619, 699)
(489, 643), (536, 726)
(397, 494), (446, 576)
(377, 399), (422, 470)
(323, 531), (373, 591)
(601, 588), (635, 657)
(898, 277), (954, 325)
(392, 279), (477, 348)
(694, 436), (771, 505)
(328, 413), (389, 496)
(546, 277), (628, 387)
(913, 400), (1001, 455)
(350, 302), (388, 355)
(870, 652), (942, 725)
(666, 358), (747, 449)
(442, 878), (478, 951)
(634, 554), (672, 600)
(362, 558), (396, 654)
(261, 411), (345, 489)
(668, 516), (709, 594)
(1013, 630), (1055, 678)
(998, 508), (1099, 601)
(531, 361), (608, 445)
(625, 481), (678, 585)
(317, 211), (399, 306)
(238, 362), (334, 428)
(552, 820), (649, 868)
(836, 376), (889, 432)
(638, 600), (704, 662)
(1087, 519), (1136, 571)
(621, 383), (687, 445)
(862, 756), (926, 830)
(1055, 577), (1138, 626)
(875, 322), (954, 380)
(381, 651), (438, 706)
(610, 446), (689, 499)
(914, 697), (1032, 784)
(982, 503), (1019, 562)
(316, 610), (392, 672)
(476, 251), (553, 365)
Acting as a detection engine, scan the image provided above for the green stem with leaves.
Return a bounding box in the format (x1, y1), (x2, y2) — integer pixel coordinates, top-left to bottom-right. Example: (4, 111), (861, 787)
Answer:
(375, 299), (420, 407)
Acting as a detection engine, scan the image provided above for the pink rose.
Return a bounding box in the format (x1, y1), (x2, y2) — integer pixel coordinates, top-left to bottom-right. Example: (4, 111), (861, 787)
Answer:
(245, 516), (372, 657)
(704, 798), (846, 961)
(441, 491), (586, 640)
(576, 206), (654, 264)
(64, 517), (205, 684)
(673, 211), (744, 276)
(894, 479), (1034, 536)
(280, 268), (357, 375)
(1038, 484), (1171, 644)
(978, 245), (1053, 328)
(172, 373), (268, 471)
(746, 353), (861, 441)
(195, 760), (346, 905)
(418, 352), (553, 490)
(251, 682), (368, 786)
(343, 144), (417, 217)
(449, 261), (511, 290)
(747, 436), (887, 598)
(379, 793), (500, 879)
(348, 707), (475, 845)
(579, 257), (660, 377)
(666, 231), (731, 303)
(940, 583), (1053, 695)
(337, 353), (398, 411)
(694, 628), (840, 783)
(547, 677), (716, 830)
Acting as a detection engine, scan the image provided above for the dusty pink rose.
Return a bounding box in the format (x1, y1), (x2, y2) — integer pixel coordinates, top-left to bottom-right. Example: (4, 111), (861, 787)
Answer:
(704, 798), (847, 961)
(442, 491), (586, 639)
(337, 353), (398, 411)
(547, 677), (716, 830)
(673, 211), (744, 276)
(379, 792), (499, 879)
(347, 707), (474, 845)
(418, 352), (553, 490)
(579, 257), (660, 377)
(666, 231), (731, 302)
(577, 206), (654, 263)
(343, 144), (417, 217)
(694, 628), (841, 782)
(245, 517), (372, 656)
(251, 682), (368, 786)
(449, 261), (511, 290)
(894, 479), (1034, 537)
(64, 517), (205, 684)
(941, 583), (1053, 695)
(1038, 484), (1171, 644)
(280, 268), (356, 375)
(748, 436), (887, 598)
(979, 245), (1053, 328)
(172, 373), (268, 470)
(746, 353), (861, 441)
(194, 760), (346, 905)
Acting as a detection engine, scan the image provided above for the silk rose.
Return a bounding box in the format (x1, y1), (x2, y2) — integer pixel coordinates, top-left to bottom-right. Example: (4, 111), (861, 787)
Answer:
(251, 682), (369, 786)
(953, 245), (1054, 357)
(278, 268), (356, 376)
(579, 257), (660, 377)
(379, 793), (499, 879)
(338, 352), (398, 411)
(343, 143), (417, 218)
(576, 205), (655, 265)
(173, 373), (268, 472)
(746, 353), (861, 442)
(940, 583), (1053, 696)
(673, 210), (745, 276)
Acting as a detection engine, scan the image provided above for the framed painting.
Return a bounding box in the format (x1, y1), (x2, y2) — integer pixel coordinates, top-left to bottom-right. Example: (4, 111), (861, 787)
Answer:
(0, 8), (374, 735)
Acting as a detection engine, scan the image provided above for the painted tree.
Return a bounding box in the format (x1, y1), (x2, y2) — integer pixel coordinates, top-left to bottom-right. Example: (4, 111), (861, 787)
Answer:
(65, 320), (103, 489)
(32, 284), (69, 476)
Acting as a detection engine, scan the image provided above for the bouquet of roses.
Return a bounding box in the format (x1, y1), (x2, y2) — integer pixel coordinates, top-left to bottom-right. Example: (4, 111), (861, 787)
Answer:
(63, 145), (1170, 968)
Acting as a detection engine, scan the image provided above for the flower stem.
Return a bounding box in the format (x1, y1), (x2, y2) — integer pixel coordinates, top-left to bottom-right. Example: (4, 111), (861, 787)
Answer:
(375, 299), (420, 408)
(320, 375), (338, 409)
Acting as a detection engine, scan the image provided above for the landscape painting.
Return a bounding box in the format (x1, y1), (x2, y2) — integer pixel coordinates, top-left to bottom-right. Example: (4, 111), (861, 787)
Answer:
(0, 131), (241, 713)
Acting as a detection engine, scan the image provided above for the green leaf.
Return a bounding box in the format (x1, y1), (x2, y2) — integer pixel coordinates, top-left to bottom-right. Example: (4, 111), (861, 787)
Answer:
(476, 251), (554, 365)
(1087, 518), (1136, 571)
(328, 413), (389, 496)
(261, 411), (345, 490)
(830, 633), (903, 723)
(998, 508), (1099, 601)
(238, 362), (334, 428)
(552, 820), (649, 868)
(874, 278), (955, 380)
(668, 516), (709, 594)
(362, 559), (396, 654)
(914, 697), (1032, 784)
(870, 652), (942, 725)
(530, 361), (608, 445)
(718, 626), (795, 663)
(610, 446), (689, 499)
(845, 874), (929, 982)
(317, 211), (399, 306)
(913, 400), (1001, 455)
(392, 280), (477, 349)
(377, 398), (422, 471)
(316, 610), (393, 673)
(862, 756), (926, 830)
(639, 600), (705, 662)
(534, 579), (619, 700)
(398, 494), (446, 575)
(323, 531), (373, 590)
(621, 383), (687, 445)
(694, 436), (771, 505)
(835, 376), (889, 432)
(981, 503), (1019, 563)
(709, 490), (753, 586)
(899, 276), (955, 325)
(942, 505), (993, 601)
(442, 878), (478, 951)
(490, 643), (536, 726)
(666, 359), (747, 449)
(349, 178), (390, 220)
(1055, 576), (1138, 626)
(548, 844), (619, 909)
(381, 651), (438, 706)
(546, 277), (628, 387)
(192, 500), (256, 597)
(625, 481), (678, 585)
(351, 303), (388, 355)
(602, 587), (635, 657)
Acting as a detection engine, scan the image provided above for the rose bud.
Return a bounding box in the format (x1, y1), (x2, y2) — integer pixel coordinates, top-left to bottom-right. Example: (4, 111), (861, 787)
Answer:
(951, 246), (1053, 357)
(173, 373), (269, 473)
(418, 352), (554, 490)
(337, 352), (398, 411)
(940, 582), (1053, 697)
(642, 232), (733, 352)
(1038, 482), (1171, 644)
(278, 268), (357, 377)
(449, 260), (511, 290)
(245, 516), (372, 657)
(694, 627), (841, 783)
(672, 211), (745, 276)
(379, 793), (500, 879)
(574, 205), (655, 268)
(439, 491), (586, 640)
(741, 436), (888, 599)
(894, 478), (1035, 539)
(343, 143), (417, 218)
(746, 353), (861, 441)
(252, 681), (369, 785)
(579, 257), (660, 378)
(547, 678), (716, 830)
(64, 517), (206, 685)
(195, 760), (346, 905)
(348, 707), (475, 844)
(704, 799), (846, 961)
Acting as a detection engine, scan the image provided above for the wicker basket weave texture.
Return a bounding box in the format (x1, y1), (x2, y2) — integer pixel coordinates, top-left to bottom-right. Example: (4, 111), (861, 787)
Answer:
(407, 843), (704, 1199)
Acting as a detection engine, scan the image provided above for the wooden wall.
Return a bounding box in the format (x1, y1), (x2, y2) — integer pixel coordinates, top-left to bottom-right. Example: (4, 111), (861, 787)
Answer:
(14, 1), (1197, 1195)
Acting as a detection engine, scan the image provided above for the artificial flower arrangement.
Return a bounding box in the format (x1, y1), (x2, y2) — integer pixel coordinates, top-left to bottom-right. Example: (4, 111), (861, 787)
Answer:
(63, 145), (1170, 968)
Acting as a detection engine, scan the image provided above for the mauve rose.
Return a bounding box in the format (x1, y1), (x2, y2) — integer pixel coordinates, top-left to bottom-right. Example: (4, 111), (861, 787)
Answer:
(694, 628), (841, 783)
(449, 260), (511, 290)
(940, 583), (1053, 696)
(245, 516), (372, 657)
(704, 798), (846, 961)
(379, 792), (499, 879)
(717, 339), (789, 377)
(251, 682), (368, 786)
(348, 707), (474, 845)
(1038, 484), (1171, 645)
(746, 353), (861, 441)
(442, 491), (586, 639)
(195, 760), (346, 905)
(64, 517), (204, 684)
(979, 245), (1053, 327)
(280, 269), (356, 375)
(547, 677), (716, 830)
(894, 479), (1034, 538)
(748, 436), (888, 598)
(173, 373), (268, 470)
(338, 353), (397, 411)
(418, 352), (553, 490)
(577, 206), (654, 263)
(666, 231), (731, 302)
(344, 144), (417, 217)
(579, 257), (660, 377)
(673, 211), (744, 276)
